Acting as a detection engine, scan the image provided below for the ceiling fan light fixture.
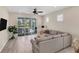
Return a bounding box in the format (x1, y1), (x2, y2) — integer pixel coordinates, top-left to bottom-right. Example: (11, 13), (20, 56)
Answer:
(33, 11), (38, 14)
(33, 8), (43, 15)
(33, 8), (38, 14)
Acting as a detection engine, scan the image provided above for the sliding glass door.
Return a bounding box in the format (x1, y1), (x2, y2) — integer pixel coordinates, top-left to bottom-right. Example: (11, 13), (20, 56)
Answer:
(17, 17), (36, 36)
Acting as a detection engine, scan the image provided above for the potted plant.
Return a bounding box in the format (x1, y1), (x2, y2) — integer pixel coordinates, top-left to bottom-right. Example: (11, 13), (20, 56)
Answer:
(8, 25), (17, 39)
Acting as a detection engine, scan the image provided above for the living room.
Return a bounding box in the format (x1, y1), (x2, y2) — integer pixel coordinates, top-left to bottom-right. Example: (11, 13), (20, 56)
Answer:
(0, 6), (79, 53)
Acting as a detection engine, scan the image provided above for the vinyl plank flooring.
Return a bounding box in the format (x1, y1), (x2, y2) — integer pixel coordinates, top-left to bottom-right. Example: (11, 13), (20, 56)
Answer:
(1, 35), (36, 53)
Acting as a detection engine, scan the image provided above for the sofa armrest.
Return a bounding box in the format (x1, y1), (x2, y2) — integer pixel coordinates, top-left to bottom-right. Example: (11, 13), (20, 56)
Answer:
(31, 39), (39, 53)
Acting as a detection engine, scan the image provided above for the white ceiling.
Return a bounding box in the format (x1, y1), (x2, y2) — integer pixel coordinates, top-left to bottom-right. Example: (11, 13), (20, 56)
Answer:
(6, 6), (69, 15)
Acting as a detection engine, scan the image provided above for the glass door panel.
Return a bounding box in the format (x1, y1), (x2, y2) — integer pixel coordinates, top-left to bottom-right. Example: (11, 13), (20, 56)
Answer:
(31, 19), (36, 34)
(18, 17), (36, 36)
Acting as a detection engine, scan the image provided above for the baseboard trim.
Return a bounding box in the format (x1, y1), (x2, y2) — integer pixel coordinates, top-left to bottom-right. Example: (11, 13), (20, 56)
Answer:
(0, 39), (9, 52)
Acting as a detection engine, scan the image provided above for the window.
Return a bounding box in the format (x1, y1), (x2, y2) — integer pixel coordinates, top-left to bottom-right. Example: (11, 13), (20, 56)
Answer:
(17, 17), (36, 36)
(57, 14), (63, 22)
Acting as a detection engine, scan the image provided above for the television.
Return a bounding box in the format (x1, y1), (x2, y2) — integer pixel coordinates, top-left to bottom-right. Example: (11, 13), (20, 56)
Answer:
(0, 18), (7, 31)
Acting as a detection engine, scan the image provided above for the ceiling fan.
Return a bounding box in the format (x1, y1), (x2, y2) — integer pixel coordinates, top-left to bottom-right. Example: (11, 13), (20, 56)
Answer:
(33, 8), (43, 15)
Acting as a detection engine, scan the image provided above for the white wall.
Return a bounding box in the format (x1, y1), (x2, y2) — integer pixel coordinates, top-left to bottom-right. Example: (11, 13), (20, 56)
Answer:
(0, 7), (9, 52)
(43, 7), (79, 39)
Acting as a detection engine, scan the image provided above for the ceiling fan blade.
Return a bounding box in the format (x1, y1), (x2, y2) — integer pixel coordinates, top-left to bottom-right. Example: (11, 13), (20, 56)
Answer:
(38, 11), (43, 13)
(33, 8), (43, 14)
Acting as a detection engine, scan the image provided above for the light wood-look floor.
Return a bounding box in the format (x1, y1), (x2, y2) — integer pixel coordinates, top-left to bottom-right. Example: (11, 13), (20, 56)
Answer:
(1, 35), (36, 53)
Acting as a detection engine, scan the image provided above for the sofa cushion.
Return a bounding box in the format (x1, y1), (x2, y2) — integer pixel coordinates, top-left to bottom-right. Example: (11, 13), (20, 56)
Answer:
(52, 34), (61, 38)
(35, 35), (53, 43)
(61, 33), (68, 37)
(44, 30), (50, 34)
(49, 30), (58, 35)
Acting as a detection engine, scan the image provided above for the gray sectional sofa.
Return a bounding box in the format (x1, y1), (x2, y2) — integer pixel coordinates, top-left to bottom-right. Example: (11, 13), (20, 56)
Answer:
(31, 30), (72, 53)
